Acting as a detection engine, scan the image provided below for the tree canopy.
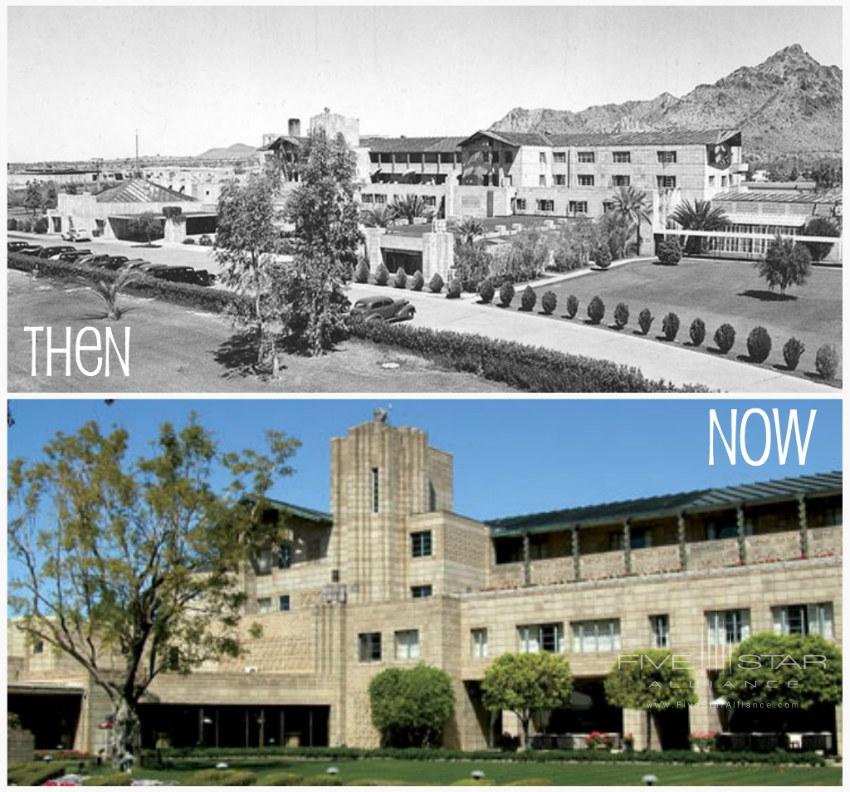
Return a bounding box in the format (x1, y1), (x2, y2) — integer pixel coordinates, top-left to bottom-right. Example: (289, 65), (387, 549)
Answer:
(755, 235), (812, 295)
(127, 212), (162, 245)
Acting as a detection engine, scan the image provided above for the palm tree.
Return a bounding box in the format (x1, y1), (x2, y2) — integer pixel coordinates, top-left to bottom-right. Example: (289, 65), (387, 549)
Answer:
(80, 267), (143, 320)
(451, 217), (485, 247)
(607, 186), (651, 256)
(390, 194), (428, 226)
(361, 205), (395, 228)
(669, 199), (729, 254)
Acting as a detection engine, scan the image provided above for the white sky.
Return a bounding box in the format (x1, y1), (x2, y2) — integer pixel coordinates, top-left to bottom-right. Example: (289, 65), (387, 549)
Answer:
(6, 4), (843, 162)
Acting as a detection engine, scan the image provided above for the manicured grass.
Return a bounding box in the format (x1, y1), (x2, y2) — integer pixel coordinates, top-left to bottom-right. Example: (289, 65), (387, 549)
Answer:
(79, 757), (841, 786)
(532, 257), (842, 380)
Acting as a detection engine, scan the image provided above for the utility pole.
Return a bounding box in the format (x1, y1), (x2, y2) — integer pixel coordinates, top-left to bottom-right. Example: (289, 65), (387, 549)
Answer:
(135, 129), (140, 176)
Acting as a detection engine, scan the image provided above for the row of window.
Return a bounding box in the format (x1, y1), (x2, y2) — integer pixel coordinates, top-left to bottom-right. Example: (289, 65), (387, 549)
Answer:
(369, 152), (459, 165)
(543, 151), (675, 165)
(360, 194), (438, 206)
(531, 175), (676, 189)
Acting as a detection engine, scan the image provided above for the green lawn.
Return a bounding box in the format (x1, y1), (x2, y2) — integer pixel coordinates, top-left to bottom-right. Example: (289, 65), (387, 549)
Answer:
(76, 757), (841, 786)
(532, 257), (842, 380)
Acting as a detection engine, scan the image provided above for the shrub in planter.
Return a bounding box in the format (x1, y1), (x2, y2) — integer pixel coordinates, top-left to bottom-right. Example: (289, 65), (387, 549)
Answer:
(429, 272), (444, 293)
(446, 279), (462, 299)
(34, 217), (49, 234)
(594, 245), (612, 269)
(689, 318), (706, 347)
(782, 337), (805, 371)
(354, 258), (370, 284)
(746, 326), (772, 363)
(613, 302), (629, 329)
(662, 312), (680, 341)
(815, 344), (839, 381)
(182, 237), (197, 245)
(199, 234), (213, 246)
(375, 262), (390, 286)
(520, 285), (537, 311)
(714, 323), (736, 354)
(565, 294), (579, 319)
(7, 218), (18, 231)
(638, 308), (654, 336)
(478, 278), (495, 304)
(499, 281), (515, 307)
(393, 268), (408, 289)
(657, 238), (682, 266)
(541, 291), (557, 315)
(410, 270), (424, 291)
(587, 296), (605, 324)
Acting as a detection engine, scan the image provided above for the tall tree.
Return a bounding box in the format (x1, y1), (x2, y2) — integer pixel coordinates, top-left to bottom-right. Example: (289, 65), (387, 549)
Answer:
(604, 649), (698, 751)
(481, 652), (573, 749)
(127, 212), (162, 246)
(452, 217), (485, 247)
(8, 416), (300, 766)
(607, 186), (651, 256)
(24, 181), (42, 220)
(285, 129), (362, 356)
(755, 235), (812, 295)
(214, 174), (282, 367)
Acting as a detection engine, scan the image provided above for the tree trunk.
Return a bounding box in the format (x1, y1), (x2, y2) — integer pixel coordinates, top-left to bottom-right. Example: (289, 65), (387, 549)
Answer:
(645, 709), (652, 752)
(110, 698), (142, 769)
(521, 717), (531, 751)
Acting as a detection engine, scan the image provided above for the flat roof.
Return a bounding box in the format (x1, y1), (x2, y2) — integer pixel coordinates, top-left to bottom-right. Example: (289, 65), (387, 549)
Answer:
(384, 215), (562, 239)
(713, 188), (842, 205)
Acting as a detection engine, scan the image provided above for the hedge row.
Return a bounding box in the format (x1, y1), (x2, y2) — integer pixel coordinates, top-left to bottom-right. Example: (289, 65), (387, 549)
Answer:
(8, 252), (243, 315)
(8, 761), (68, 786)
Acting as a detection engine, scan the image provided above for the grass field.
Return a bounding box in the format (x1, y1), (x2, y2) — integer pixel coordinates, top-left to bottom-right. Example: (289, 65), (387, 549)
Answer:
(532, 257), (842, 381)
(72, 757), (841, 786)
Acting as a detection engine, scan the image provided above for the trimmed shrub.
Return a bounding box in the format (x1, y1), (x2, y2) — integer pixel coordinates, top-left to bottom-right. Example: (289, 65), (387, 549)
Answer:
(429, 273), (444, 294)
(714, 323), (736, 354)
(594, 245), (612, 269)
(393, 268), (408, 289)
(185, 769), (257, 786)
(640, 308), (657, 335)
(662, 312), (680, 341)
(446, 279), (462, 299)
(198, 234), (213, 246)
(34, 217), (49, 234)
(499, 282), (515, 308)
(657, 238), (682, 266)
(689, 318), (706, 347)
(410, 270), (424, 291)
(520, 286), (537, 311)
(478, 278), (495, 304)
(375, 262), (390, 286)
(815, 344), (839, 381)
(746, 326), (772, 364)
(586, 296), (605, 324)
(182, 237), (197, 245)
(83, 773), (132, 786)
(264, 772), (306, 786)
(8, 762), (68, 786)
(800, 216), (839, 262)
(7, 218), (18, 231)
(565, 294), (579, 319)
(541, 291), (557, 315)
(354, 258), (370, 284)
(613, 302), (629, 329)
(782, 337), (805, 371)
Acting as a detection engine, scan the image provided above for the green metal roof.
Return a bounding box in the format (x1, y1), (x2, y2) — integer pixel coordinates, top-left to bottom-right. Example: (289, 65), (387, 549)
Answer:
(488, 471), (841, 537)
(264, 497), (332, 525)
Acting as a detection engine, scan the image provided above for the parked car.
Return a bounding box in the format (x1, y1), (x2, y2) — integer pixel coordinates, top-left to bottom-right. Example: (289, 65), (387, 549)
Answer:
(18, 245), (44, 256)
(61, 228), (92, 242)
(154, 266), (216, 287)
(76, 254), (113, 268)
(7, 240), (30, 253)
(37, 245), (75, 259)
(53, 249), (93, 262)
(350, 296), (416, 323)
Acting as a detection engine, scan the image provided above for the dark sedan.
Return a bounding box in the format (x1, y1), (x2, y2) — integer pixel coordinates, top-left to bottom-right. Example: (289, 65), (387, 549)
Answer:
(54, 249), (93, 262)
(8, 240), (30, 253)
(350, 296), (416, 323)
(37, 245), (75, 259)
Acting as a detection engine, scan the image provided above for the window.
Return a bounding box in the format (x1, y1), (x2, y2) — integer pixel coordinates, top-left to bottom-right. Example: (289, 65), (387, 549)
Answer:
(409, 152), (422, 163)
(371, 467), (380, 513)
(578, 151), (595, 163)
(380, 153), (392, 164)
(278, 595), (291, 612)
(358, 632), (382, 662)
(657, 151), (677, 164)
(554, 174), (566, 186)
(374, 194), (387, 205)
(553, 152), (566, 164)
(578, 175), (595, 187)
(656, 175), (677, 189)
(572, 619), (621, 653)
(361, 193), (374, 204)
(706, 518), (742, 540)
(721, 175), (728, 187)
(471, 628), (488, 658)
(539, 152), (547, 165)
(423, 195), (436, 207)
(650, 614), (669, 648)
(708, 175), (716, 187)
(33, 640), (44, 655)
(395, 629), (420, 660)
(612, 175), (631, 187)
(568, 201), (588, 215)
(706, 609), (750, 646)
(440, 152), (455, 164)
(773, 603), (833, 639)
(491, 152), (500, 164)
(504, 151), (514, 164)
(538, 175), (546, 187)
(411, 584), (433, 599)
(518, 623), (562, 653)
(257, 597), (272, 614)
(613, 151), (631, 164)
(411, 531), (433, 558)
(537, 199), (555, 212)
(515, 198), (527, 211)
(279, 544), (292, 569)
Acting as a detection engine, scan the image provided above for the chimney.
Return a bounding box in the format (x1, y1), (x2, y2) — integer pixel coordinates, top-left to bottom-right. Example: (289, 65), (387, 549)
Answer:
(288, 118), (301, 137)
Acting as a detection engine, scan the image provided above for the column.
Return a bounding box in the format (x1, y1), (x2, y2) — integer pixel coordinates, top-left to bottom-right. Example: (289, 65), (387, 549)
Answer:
(522, 531), (531, 586)
(623, 519), (632, 574)
(736, 504), (747, 563)
(797, 495), (809, 558)
(571, 525), (581, 580)
(677, 512), (688, 569)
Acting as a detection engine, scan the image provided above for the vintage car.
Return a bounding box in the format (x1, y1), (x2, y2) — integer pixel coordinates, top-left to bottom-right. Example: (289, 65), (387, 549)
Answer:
(349, 295), (416, 323)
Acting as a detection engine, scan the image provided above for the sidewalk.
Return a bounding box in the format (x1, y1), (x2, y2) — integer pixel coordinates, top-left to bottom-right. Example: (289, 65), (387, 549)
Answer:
(347, 284), (836, 393)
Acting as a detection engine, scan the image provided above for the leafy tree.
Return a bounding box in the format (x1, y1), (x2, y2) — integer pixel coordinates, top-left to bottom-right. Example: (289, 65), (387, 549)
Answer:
(390, 194), (432, 226)
(604, 649), (698, 751)
(362, 206), (395, 229)
(285, 129), (362, 356)
(452, 217), (485, 247)
(481, 653), (573, 749)
(800, 217), (839, 262)
(43, 182), (59, 210)
(214, 174), (281, 367)
(715, 633), (841, 710)
(8, 416), (300, 765)
(127, 212), (162, 246)
(553, 217), (599, 271)
(454, 240), (492, 292)
(501, 229), (549, 282)
(669, 200), (729, 254)
(369, 664), (455, 748)
(755, 235), (812, 296)
(24, 181), (43, 220)
(607, 186), (651, 256)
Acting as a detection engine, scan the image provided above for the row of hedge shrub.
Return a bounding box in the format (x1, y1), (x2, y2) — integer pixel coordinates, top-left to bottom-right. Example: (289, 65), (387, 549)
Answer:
(8, 217), (48, 233)
(8, 252), (243, 315)
(8, 761), (68, 786)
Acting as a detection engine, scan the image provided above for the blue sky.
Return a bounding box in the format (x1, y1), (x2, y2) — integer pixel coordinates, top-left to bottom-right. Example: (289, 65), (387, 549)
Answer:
(8, 399), (841, 522)
(7, 5), (842, 161)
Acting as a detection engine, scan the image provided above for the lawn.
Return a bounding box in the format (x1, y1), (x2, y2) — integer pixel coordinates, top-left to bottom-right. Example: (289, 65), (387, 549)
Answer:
(532, 257), (842, 381)
(73, 757), (841, 786)
(6, 271), (511, 393)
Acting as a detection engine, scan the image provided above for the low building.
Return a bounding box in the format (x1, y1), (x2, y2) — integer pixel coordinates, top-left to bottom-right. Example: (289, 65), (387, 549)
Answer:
(9, 416), (842, 755)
